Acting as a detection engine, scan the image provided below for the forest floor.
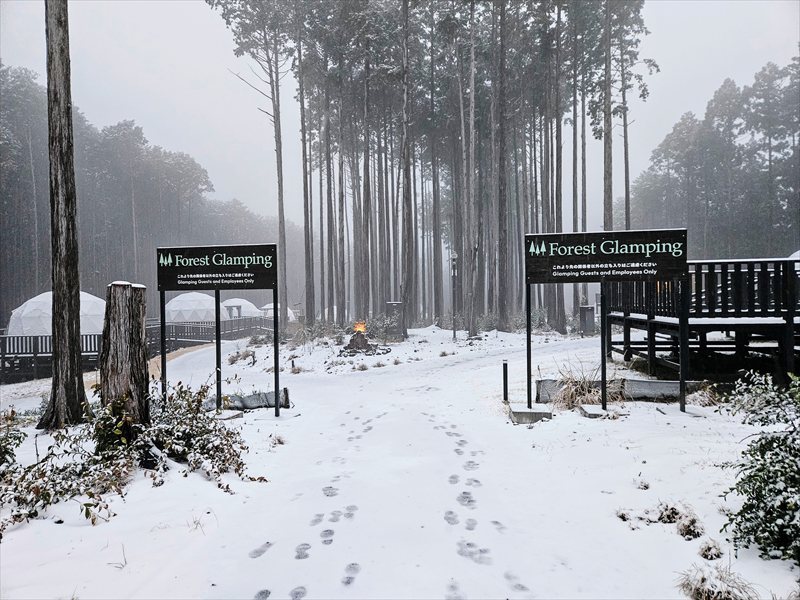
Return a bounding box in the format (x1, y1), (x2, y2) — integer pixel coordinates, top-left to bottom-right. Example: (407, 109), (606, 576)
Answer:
(1, 327), (798, 599)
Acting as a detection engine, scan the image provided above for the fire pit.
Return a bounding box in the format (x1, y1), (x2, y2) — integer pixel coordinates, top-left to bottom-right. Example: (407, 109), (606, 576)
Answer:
(340, 321), (391, 357)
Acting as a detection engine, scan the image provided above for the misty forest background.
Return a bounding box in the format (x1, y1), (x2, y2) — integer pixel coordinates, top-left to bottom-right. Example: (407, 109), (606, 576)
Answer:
(1, 0), (798, 334)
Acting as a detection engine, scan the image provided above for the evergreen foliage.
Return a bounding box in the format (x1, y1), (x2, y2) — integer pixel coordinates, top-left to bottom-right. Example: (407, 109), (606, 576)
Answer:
(722, 373), (800, 565)
(0, 384), (260, 538)
(628, 58), (799, 258)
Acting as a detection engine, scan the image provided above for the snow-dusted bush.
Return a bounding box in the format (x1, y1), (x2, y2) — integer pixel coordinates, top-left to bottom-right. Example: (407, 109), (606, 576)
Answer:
(676, 563), (757, 600)
(698, 539), (723, 561)
(0, 384), (258, 537)
(677, 508), (705, 540)
(722, 373), (800, 565)
(658, 501), (683, 524)
(368, 313), (399, 343)
(137, 383), (250, 489)
(1, 421), (132, 537)
(0, 409), (26, 467)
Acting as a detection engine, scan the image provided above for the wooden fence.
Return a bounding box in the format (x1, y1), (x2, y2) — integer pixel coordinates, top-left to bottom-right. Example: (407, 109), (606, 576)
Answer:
(1, 316), (273, 383)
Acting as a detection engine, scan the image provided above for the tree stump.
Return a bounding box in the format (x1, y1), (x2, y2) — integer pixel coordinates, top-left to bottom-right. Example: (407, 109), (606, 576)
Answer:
(100, 281), (149, 424)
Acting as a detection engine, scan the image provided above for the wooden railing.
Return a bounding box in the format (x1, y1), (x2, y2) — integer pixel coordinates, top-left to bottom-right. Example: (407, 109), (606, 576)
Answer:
(607, 258), (799, 320)
(1, 317), (273, 383)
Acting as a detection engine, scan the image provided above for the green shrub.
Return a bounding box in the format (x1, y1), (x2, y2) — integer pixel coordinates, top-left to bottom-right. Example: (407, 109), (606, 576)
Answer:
(0, 409), (26, 468)
(0, 383), (258, 537)
(722, 373), (800, 565)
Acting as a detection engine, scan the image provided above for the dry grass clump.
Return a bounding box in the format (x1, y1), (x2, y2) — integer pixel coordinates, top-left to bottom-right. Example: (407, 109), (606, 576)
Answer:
(676, 563), (758, 600)
(687, 386), (720, 407)
(657, 501), (683, 524)
(228, 349), (255, 365)
(698, 539), (723, 561)
(356, 363), (368, 371)
(677, 508), (705, 540)
(374, 361), (385, 368)
(552, 363), (625, 410)
(393, 358), (402, 365)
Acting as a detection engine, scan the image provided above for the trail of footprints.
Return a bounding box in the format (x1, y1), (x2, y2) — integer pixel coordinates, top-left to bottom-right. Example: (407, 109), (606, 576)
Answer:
(429, 415), (532, 598)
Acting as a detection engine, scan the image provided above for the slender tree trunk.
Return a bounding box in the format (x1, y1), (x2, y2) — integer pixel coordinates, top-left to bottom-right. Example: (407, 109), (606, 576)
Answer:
(26, 126), (40, 291)
(467, 0), (478, 335)
(620, 40), (631, 230)
(337, 87), (346, 327)
(297, 12), (314, 326)
(361, 49), (372, 319)
(400, 0), (414, 331)
(39, 0), (87, 429)
(265, 34), (288, 326)
(580, 66), (588, 305)
(429, 2), (443, 322)
(496, 0), (509, 331)
(318, 116), (326, 321)
(571, 5), (579, 314)
(325, 62), (336, 323)
(603, 0), (613, 231)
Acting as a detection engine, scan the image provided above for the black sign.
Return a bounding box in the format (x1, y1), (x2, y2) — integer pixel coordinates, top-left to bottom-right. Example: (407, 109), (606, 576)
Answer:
(157, 244), (277, 291)
(525, 229), (687, 284)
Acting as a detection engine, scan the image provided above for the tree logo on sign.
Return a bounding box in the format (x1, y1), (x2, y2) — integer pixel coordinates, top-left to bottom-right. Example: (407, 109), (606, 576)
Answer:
(528, 240), (547, 257)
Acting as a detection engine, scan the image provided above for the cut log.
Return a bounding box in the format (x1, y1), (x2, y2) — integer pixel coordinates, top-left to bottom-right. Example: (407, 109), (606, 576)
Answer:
(100, 281), (149, 424)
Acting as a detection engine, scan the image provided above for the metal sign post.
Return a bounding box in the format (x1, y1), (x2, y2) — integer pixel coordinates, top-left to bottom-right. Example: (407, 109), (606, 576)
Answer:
(524, 229), (689, 412)
(156, 243), (280, 416)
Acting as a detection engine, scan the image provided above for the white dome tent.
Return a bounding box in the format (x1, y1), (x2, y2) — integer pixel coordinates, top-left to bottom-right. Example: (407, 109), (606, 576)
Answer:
(221, 298), (262, 319)
(6, 291), (106, 336)
(261, 303), (297, 322)
(165, 292), (226, 323)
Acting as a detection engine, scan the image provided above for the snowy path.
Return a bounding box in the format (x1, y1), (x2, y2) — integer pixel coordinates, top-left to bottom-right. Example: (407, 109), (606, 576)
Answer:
(1, 329), (796, 599)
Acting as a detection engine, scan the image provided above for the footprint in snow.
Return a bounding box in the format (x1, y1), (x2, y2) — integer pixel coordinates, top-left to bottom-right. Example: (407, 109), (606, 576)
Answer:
(463, 461), (479, 471)
(492, 520), (507, 533)
(294, 544), (311, 560)
(322, 486), (339, 497)
(454, 448), (464, 456)
(457, 491), (476, 509)
(504, 572), (530, 592)
(253, 590), (271, 599)
(320, 529), (334, 545)
(248, 541), (273, 558)
(456, 439), (469, 447)
(445, 579), (466, 600)
(449, 474), (460, 485)
(310, 513), (324, 526)
(465, 518), (477, 531)
(328, 510), (342, 522)
(444, 511), (460, 525)
(456, 540), (492, 565)
(466, 478), (482, 488)
(342, 562), (361, 586)
(289, 586), (307, 600)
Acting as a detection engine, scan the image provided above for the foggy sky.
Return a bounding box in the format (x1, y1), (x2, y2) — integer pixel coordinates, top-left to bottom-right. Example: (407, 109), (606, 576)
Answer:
(1, 0), (798, 233)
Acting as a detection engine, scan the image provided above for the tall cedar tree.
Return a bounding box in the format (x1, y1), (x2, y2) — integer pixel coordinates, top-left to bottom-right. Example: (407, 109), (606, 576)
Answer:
(38, 0), (87, 429)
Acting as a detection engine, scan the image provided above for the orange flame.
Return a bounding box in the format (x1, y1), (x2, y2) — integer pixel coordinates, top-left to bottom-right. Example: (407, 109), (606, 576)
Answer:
(353, 321), (367, 333)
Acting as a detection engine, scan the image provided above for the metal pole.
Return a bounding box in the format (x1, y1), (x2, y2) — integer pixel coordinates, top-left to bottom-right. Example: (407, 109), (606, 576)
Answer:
(160, 290), (167, 399)
(215, 289), (222, 410)
(600, 281), (608, 411)
(679, 279), (689, 413)
(503, 360), (509, 403)
(273, 288), (280, 417)
(452, 267), (456, 342)
(526, 282), (532, 409)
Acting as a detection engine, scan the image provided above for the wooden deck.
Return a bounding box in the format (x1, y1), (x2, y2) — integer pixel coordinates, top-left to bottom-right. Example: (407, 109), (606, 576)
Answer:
(605, 258), (798, 378)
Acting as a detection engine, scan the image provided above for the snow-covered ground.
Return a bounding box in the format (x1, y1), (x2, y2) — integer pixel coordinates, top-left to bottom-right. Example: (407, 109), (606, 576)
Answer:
(1, 327), (797, 599)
